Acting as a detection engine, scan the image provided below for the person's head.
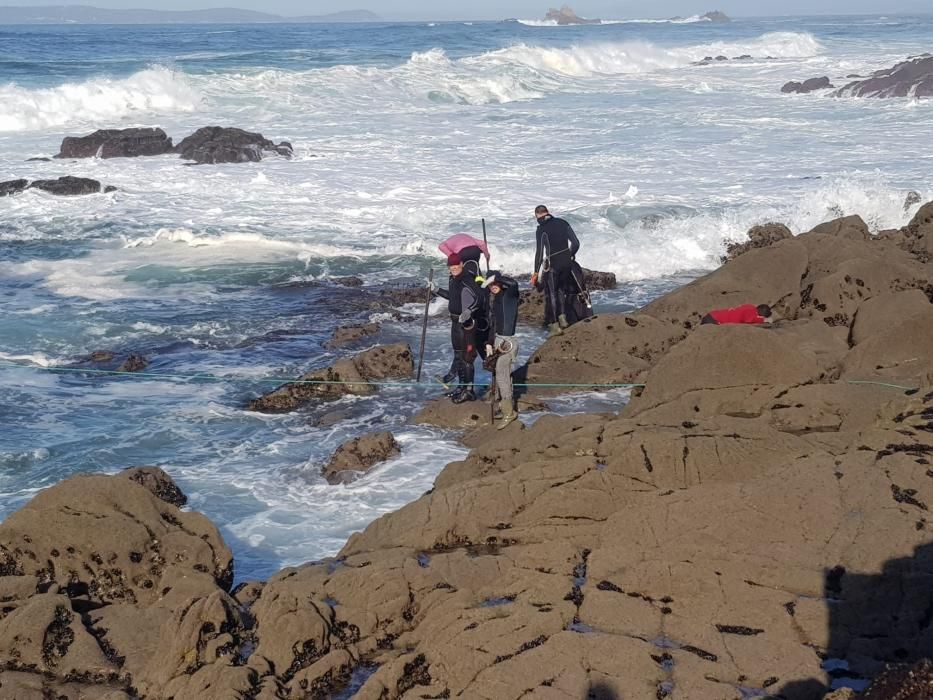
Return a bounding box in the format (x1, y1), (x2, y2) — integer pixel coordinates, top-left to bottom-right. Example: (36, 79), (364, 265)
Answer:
(447, 252), (463, 276)
(482, 272), (501, 295)
(534, 205), (550, 224)
(757, 304), (773, 319)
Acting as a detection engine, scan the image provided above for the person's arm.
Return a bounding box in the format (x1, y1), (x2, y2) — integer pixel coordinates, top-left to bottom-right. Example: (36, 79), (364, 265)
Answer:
(566, 221), (580, 258)
(459, 286), (479, 323)
(436, 286), (449, 300)
(533, 228), (544, 276)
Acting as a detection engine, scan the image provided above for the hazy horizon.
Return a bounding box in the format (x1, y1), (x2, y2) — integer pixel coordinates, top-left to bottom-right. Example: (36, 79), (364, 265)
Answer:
(1, 1), (930, 21)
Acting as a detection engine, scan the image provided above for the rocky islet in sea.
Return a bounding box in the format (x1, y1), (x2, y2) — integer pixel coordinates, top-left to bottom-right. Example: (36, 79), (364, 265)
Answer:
(1, 203), (932, 698)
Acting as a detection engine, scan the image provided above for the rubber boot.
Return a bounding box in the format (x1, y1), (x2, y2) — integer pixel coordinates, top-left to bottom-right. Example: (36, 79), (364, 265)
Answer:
(547, 322), (564, 338)
(558, 313), (569, 329)
(452, 387), (476, 404)
(496, 407), (518, 430)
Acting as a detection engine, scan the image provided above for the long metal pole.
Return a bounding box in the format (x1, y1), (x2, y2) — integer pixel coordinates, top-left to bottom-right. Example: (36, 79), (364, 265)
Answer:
(416, 268), (433, 382)
(481, 218), (489, 273)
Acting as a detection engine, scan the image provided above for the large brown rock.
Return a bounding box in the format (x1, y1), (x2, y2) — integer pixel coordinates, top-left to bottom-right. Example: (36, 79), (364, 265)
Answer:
(323, 432), (401, 484)
(900, 200), (933, 262)
(55, 127), (173, 159)
(248, 342), (414, 413)
(0, 475), (232, 606)
(721, 221), (793, 262)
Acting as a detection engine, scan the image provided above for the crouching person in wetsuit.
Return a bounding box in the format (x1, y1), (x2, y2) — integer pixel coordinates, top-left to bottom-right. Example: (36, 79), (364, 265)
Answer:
(482, 271), (520, 429)
(531, 204), (581, 337)
(433, 252), (482, 403)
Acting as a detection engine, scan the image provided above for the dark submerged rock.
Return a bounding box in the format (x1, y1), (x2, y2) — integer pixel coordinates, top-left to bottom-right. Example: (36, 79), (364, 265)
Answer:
(782, 76), (833, 94)
(28, 176), (111, 196)
(55, 127), (173, 159)
(324, 322), (381, 350)
(174, 126), (293, 164)
(0, 179), (29, 197)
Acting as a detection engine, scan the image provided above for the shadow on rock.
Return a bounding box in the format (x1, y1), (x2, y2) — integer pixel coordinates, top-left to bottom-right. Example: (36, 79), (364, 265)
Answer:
(778, 542), (933, 699)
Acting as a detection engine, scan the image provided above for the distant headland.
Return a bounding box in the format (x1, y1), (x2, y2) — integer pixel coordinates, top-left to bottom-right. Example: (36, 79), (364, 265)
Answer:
(0, 5), (381, 24)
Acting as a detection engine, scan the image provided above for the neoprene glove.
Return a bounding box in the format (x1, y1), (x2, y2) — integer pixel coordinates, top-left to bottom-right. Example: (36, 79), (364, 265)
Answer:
(458, 310), (472, 324)
(427, 278), (438, 293)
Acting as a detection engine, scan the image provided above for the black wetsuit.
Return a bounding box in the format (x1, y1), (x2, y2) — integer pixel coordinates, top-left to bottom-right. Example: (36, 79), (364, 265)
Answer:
(534, 215), (582, 325)
(436, 271), (483, 390)
(487, 274), (520, 340)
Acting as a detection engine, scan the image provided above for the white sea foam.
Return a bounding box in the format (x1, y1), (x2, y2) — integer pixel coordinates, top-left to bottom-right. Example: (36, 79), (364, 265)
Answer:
(0, 66), (201, 132)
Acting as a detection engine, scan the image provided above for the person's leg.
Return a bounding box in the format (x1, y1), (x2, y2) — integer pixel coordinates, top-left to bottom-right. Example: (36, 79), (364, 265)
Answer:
(453, 325), (477, 403)
(555, 267), (575, 328)
(543, 270), (563, 336)
(495, 338), (518, 429)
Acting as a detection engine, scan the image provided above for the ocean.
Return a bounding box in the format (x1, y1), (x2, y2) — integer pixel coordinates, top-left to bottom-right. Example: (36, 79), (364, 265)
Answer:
(0, 15), (930, 580)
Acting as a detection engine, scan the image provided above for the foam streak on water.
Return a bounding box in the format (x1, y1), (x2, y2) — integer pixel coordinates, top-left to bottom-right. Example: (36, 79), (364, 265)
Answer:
(1, 16), (931, 580)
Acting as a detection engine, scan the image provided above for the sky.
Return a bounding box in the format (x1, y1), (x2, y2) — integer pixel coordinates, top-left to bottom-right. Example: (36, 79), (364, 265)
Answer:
(0, 0), (929, 20)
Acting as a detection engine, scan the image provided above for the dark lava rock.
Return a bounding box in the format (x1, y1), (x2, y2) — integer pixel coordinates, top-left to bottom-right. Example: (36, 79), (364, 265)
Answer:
(583, 269), (617, 291)
(325, 322), (381, 350)
(174, 126), (293, 164)
(322, 432), (401, 485)
(782, 76), (833, 94)
(722, 222), (793, 262)
(55, 127), (173, 159)
(73, 350), (147, 373)
(120, 466), (188, 507)
(835, 54), (933, 98)
(381, 284), (432, 306)
(905, 191), (922, 211)
(27, 176), (111, 196)
(26, 157), (51, 162)
(332, 276), (364, 287)
(0, 179), (29, 197)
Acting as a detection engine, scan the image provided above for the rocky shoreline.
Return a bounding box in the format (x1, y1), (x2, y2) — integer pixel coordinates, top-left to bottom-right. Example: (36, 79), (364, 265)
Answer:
(1, 203), (932, 699)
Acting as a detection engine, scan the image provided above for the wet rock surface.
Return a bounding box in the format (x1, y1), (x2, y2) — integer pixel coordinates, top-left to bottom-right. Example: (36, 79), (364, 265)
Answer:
(834, 54), (933, 98)
(248, 342), (414, 412)
(3, 204), (933, 698)
(0, 178), (29, 196)
(323, 432), (401, 484)
(55, 127), (173, 159)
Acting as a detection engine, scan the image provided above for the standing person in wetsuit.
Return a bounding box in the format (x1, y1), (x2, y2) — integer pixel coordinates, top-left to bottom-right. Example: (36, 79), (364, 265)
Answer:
(432, 252), (482, 403)
(531, 205), (581, 337)
(482, 272), (520, 429)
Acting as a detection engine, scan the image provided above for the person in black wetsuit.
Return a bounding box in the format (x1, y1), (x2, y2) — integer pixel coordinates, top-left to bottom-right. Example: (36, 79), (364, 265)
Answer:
(482, 271), (520, 429)
(433, 252), (482, 403)
(531, 204), (582, 337)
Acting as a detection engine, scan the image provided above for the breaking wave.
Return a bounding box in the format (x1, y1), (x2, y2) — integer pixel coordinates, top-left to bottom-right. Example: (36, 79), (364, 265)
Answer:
(0, 66), (201, 132)
(0, 32), (823, 130)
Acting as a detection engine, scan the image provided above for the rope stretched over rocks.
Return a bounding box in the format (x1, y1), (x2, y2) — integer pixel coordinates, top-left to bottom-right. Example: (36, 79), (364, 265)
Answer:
(0, 361), (919, 393)
(0, 361), (643, 390)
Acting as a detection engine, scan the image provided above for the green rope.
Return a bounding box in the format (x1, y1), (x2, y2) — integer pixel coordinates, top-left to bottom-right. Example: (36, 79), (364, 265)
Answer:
(845, 380), (919, 391)
(0, 361), (643, 390)
(0, 361), (919, 393)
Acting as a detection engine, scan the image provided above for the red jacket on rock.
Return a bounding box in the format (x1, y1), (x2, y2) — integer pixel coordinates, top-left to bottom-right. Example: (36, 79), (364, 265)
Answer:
(708, 304), (766, 325)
